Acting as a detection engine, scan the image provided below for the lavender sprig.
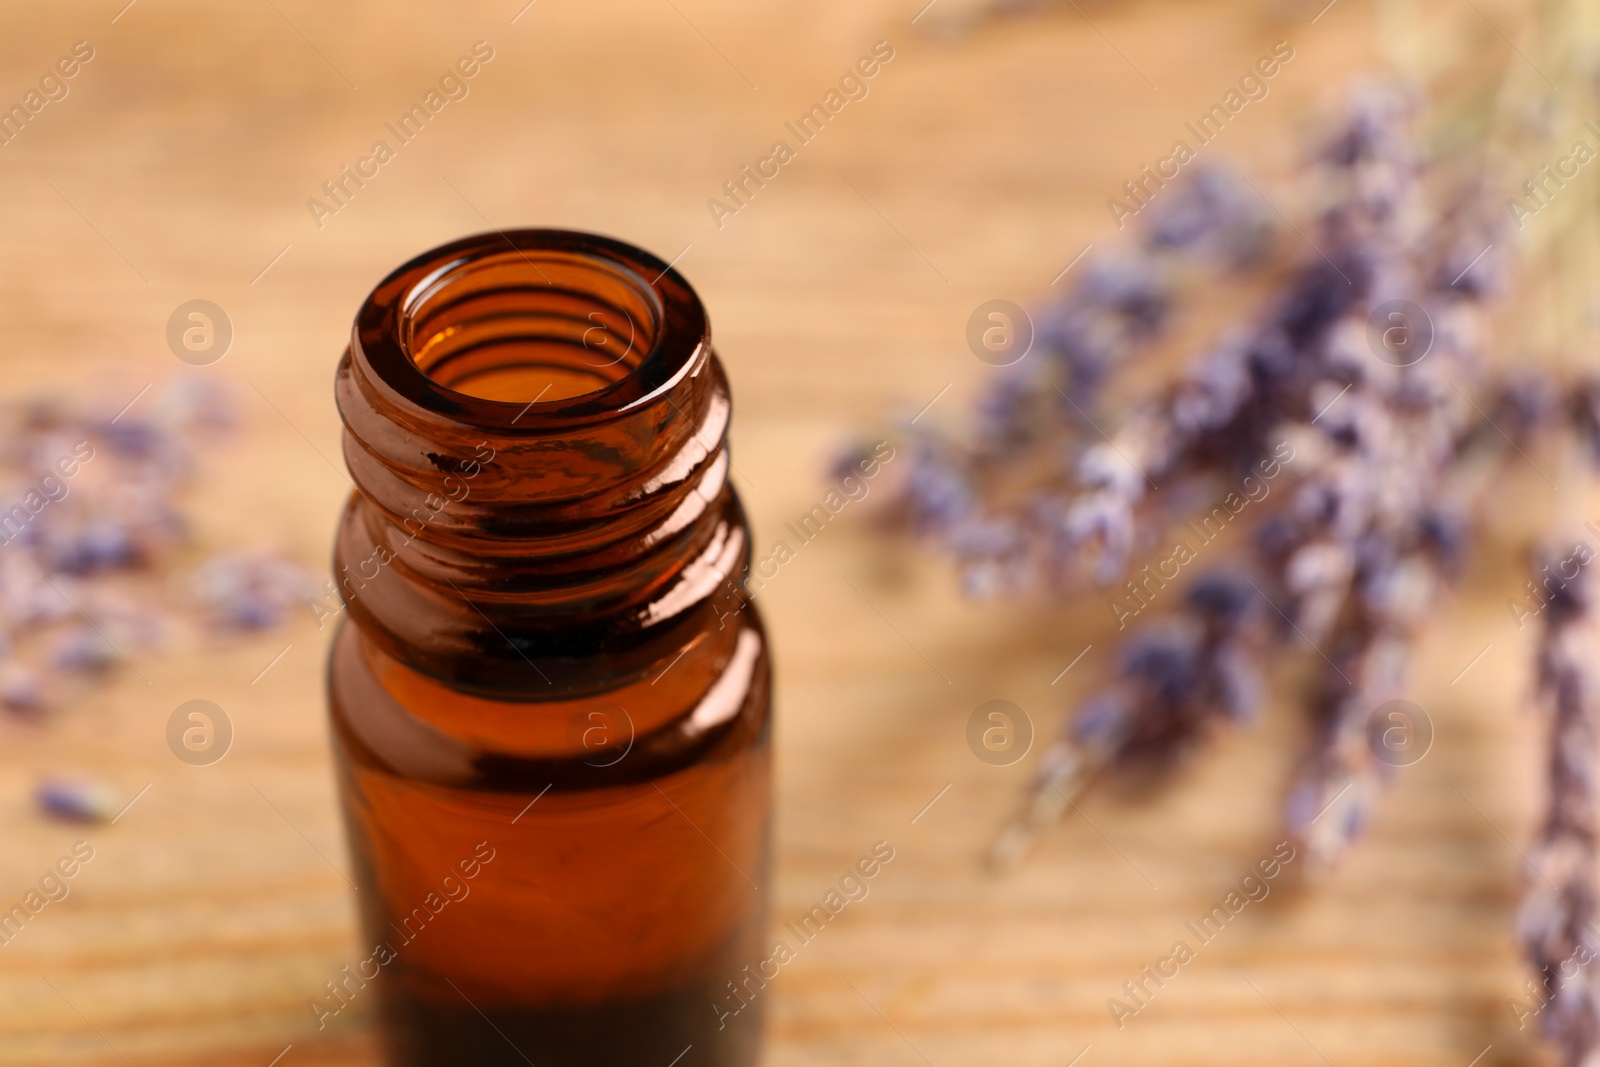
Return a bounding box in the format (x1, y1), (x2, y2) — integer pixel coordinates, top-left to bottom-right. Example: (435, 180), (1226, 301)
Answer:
(1518, 548), (1600, 1065)
(991, 569), (1261, 869)
(880, 165), (1276, 597)
(989, 84), (1446, 866)
(1280, 364), (1525, 867)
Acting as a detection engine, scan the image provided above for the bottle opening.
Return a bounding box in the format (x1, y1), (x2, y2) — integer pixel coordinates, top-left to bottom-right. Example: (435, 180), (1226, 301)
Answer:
(353, 230), (706, 429)
(402, 248), (663, 404)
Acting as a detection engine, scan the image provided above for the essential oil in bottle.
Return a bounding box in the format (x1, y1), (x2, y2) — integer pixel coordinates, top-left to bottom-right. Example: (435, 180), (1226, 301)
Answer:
(327, 229), (771, 1066)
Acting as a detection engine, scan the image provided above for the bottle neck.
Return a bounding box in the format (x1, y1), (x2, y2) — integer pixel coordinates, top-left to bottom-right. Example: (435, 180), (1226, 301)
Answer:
(332, 230), (747, 696)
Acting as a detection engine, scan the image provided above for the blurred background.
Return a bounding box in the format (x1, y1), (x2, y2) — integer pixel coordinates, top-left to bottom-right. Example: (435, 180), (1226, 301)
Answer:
(0, 0), (1572, 1064)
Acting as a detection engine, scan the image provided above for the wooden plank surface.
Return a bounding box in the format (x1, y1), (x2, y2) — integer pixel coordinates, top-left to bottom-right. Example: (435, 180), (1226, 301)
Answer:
(0, 0), (1560, 1064)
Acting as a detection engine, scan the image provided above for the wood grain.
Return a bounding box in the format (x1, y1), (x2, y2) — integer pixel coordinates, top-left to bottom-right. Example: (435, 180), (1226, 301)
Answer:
(0, 0), (1558, 1064)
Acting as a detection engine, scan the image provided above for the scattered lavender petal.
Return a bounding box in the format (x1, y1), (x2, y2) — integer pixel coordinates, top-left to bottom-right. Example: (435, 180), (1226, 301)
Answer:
(35, 777), (119, 823)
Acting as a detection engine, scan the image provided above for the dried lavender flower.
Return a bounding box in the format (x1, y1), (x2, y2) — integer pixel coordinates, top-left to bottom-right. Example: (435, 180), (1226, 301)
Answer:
(1519, 548), (1600, 1066)
(49, 625), (120, 677)
(0, 377), (309, 753)
(974, 84), (1508, 872)
(0, 662), (45, 712)
(34, 777), (119, 823)
(991, 568), (1262, 869)
(862, 166), (1284, 598)
(190, 549), (317, 632)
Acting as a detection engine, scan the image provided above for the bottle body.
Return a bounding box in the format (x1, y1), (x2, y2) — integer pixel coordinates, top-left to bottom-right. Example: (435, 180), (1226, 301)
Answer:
(325, 230), (770, 1066)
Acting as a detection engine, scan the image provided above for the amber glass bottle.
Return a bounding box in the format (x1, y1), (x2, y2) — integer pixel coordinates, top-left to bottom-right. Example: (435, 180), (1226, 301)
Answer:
(327, 230), (771, 1067)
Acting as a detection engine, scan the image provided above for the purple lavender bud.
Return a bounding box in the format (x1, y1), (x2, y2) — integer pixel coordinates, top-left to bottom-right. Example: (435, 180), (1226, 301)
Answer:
(972, 366), (1038, 448)
(1142, 182), (1217, 251)
(1244, 327), (1303, 391)
(1255, 513), (1305, 562)
(1141, 165), (1272, 267)
(1439, 238), (1504, 298)
(1570, 377), (1600, 465)
(1352, 530), (1397, 577)
(1542, 984), (1600, 1064)
(99, 420), (163, 458)
(1185, 571), (1258, 631)
(1341, 789), (1370, 843)
(1315, 84), (1418, 171)
(50, 521), (141, 575)
(950, 518), (1029, 599)
(0, 664), (43, 711)
(35, 777), (118, 823)
(1074, 253), (1171, 335)
(1071, 690), (1134, 755)
(828, 441), (885, 485)
(1119, 624), (1200, 704)
(1491, 373), (1561, 447)
(191, 550), (316, 632)
(1076, 443), (1145, 499)
(1292, 481), (1343, 527)
(1541, 545), (1593, 624)
(50, 625), (119, 675)
(1284, 777), (1321, 836)
(1061, 492), (1134, 585)
(205, 590), (280, 630)
(903, 450), (975, 535)
(1171, 345), (1251, 438)
(1210, 647), (1263, 724)
(1035, 308), (1120, 397)
(1271, 255), (1368, 351)
(1417, 509), (1471, 575)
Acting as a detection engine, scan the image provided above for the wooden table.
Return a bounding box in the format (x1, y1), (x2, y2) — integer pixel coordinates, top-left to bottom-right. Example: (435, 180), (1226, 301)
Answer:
(0, 0), (1557, 1063)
